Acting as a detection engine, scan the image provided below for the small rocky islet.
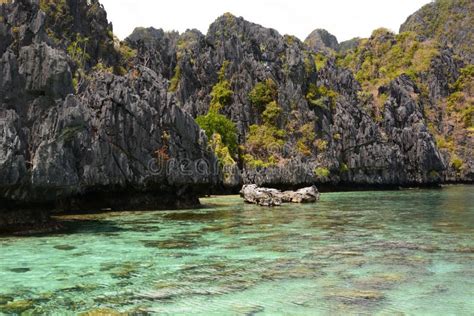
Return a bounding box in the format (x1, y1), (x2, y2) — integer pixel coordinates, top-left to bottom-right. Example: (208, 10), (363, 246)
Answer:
(240, 184), (320, 206)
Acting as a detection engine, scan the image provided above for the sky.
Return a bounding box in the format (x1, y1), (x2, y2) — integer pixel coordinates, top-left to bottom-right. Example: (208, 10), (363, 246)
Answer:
(100, 0), (433, 42)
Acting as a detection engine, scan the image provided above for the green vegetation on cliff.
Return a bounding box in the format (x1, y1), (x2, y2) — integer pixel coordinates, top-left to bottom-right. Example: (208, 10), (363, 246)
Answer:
(296, 123), (316, 157)
(306, 83), (338, 110)
(208, 61), (234, 110)
(447, 65), (474, 129)
(196, 62), (238, 165)
(40, 0), (72, 43)
(168, 65), (182, 92)
(249, 79), (278, 111)
(337, 29), (439, 116)
(313, 53), (328, 70)
(243, 124), (286, 168)
(314, 167), (330, 179)
(262, 101), (282, 125)
(400, 0), (474, 62)
(243, 80), (286, 168)
(196, 110), (238, 158)
(210, 80), (233, 109)
(339, 29), (439, 88)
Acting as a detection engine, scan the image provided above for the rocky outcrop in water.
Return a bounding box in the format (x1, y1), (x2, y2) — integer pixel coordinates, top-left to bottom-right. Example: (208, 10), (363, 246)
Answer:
(240, 184), (320, 206)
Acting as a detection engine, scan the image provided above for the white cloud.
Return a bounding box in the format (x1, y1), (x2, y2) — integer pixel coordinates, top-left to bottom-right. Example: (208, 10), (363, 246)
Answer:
(100, 0), (432, 42)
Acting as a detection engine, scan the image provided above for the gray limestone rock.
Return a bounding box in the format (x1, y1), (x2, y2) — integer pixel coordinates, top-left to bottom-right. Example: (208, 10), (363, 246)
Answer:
(240, 184), (320, 206)
(305, 29), (339, 53)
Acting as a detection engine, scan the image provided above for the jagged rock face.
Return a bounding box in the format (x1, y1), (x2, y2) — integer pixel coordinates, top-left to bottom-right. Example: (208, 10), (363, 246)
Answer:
(381, 75), (446, 181)
(129, 14), (316, 132)
(320, 67), (446, 185)
(21, 68), (219, 205)
(305, 29), (339, 53)
(41, 0), (121, 68)
(423, 50), (474, 182)
(126, 27), (179, 79)
(129, 13), (454, 187)
(0, 0), (219, 228)
(423, 48), (462, 101)
(303, 29), (359, 55)
(19, 42), (73, 98)
(400, 0), (474, 63)
(338, 38), (360, 53)
(337, 25), (473, 183)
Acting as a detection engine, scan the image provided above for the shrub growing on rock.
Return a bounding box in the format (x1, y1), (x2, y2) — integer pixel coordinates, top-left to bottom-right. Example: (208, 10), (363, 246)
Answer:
(314, 167), (330, 178)
(210, 80), (233, 109)
(67, 34), (91, 69)
(306, 84), (337, 110)
(296, 123), (316, 156)
(262, 101), (282, 125)
(196, 110), (238, 158)
(168, 65), (181, 92)
(313, 53), (328, 70)
(244, 80), (287, 167)
(242, 124), (285, 168)
(196, 68), (238, 164)
(209, 133), (236, 166)
(451, 155), (464, 172)
(249, 79), (278, 111)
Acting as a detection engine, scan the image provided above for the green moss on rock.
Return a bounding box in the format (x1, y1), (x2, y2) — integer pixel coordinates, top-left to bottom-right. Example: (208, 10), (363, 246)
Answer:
(314, 167), (330, 178)
(249, 79), (278, 111)
(306, 84), (338, 110)
(168, 65), (182, 92)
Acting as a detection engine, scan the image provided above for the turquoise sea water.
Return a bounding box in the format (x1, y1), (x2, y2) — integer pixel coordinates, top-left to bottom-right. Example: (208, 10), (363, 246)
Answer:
(0, 185), (473, 315)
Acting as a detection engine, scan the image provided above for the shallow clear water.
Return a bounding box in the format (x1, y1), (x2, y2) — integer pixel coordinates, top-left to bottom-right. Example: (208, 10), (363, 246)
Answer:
(1, 186), (473, 315)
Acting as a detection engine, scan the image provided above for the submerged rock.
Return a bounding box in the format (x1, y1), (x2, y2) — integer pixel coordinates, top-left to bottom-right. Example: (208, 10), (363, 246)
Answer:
(9, 267), (30, 273)
(0, 295), (14, 305)
(325, 289), (385, 304)
(53, 245), (77, 251)
(79, 308), (124, 316)
(0, 300), (34, 314)
(240, 184), (320, 206)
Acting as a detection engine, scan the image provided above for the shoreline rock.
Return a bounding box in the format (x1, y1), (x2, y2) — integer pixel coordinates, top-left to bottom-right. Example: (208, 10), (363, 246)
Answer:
(0, 189), (203, 235)
(240, 184), (320, 206)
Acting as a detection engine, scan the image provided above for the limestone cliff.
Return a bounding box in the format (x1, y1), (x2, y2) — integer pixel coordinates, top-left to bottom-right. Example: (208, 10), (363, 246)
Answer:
(0, 0), (219, 230)
(127, 8), (472, 188)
